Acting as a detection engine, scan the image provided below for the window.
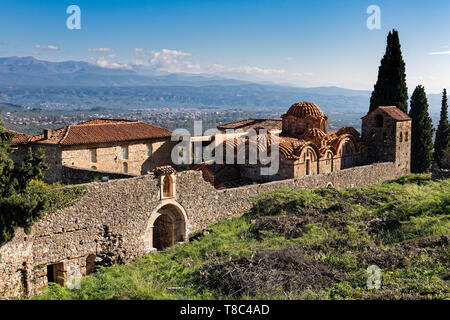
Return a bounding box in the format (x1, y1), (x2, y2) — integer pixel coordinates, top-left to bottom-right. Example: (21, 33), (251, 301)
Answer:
(121, 146), (129, 160)
(405, 132), (408, 142)
(123, 162), (128, 173)
(146, 144), (153, 157)
(399, 132), (403, 142)
(91, 166), (97, 170)
(376, 115), (384, 128)
(89, 149), (97, 163)
(162, 175), (173, 197)
(305, 159), (311, 176)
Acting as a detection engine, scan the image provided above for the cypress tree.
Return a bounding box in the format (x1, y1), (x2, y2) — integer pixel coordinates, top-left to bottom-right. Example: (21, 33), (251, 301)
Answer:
(370, 29), (408, 114)
(433, 89), (449, 166)
(409, 86), (434, 173)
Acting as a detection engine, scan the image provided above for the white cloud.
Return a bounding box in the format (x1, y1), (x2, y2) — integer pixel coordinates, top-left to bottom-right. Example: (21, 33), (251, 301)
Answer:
(145, 48), (309, 83)
(88, 48), (115, 53)
(428, 51), (450, 55)
(34, 44), (59, 51)
(149, 49), (194, 72)
(94, 56), (130, 69)
(134, 48), (145, 56)
(207, 63), (307, 81)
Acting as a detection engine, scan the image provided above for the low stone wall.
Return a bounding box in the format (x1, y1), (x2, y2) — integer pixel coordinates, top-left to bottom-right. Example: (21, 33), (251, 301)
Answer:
(62, 165), (138, 184)
(177, 162), (404, 230)
(0, 161), (404, 298)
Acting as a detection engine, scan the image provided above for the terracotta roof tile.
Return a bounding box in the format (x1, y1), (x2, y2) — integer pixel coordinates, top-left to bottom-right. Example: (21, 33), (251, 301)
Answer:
(362, 106), (411, 121)
(155, 165), (176, 174)
(5, 130), (32, 146)
(217, 119), (282, 132)
(30, 119), (172, 146)
(283, 102), (328, 120)
(378, 106), (411, 121)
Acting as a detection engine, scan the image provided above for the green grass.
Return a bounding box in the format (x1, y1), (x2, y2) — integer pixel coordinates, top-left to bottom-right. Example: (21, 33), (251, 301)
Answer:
(35, 174), (449, 300)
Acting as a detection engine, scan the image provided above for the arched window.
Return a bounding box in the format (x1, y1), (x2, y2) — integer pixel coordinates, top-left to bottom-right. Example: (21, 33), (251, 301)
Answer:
(405, 132), (408, 142)
(123, 162), (128, 173)
(162, 175), (173, 197)
(326, 152), (333, 172)
(340, 140), (355, 169)
(399, 132), (403, 142)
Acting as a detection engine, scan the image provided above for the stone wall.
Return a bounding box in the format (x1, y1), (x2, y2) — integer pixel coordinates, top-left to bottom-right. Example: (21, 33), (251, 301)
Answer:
(61, 165), (138, 185)
(13, 139), (177, 184)
(61, 139), (176, 176)
(0, 161), (404, 298)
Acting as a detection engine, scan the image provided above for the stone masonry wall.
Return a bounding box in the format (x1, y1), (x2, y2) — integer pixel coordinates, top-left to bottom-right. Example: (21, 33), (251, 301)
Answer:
(61, 165), (138, 185)
(0, 161), (404, 298)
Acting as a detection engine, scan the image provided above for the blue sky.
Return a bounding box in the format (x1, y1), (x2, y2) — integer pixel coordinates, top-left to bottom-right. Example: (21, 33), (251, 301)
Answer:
(0, 0), (449, 92)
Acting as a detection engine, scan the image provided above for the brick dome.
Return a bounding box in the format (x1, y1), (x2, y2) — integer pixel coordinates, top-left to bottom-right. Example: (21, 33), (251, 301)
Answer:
(286, 102), (325, 119)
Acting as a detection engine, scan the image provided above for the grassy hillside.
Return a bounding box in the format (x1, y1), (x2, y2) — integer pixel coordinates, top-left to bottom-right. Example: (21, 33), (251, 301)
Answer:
(36, 174), (449, 300)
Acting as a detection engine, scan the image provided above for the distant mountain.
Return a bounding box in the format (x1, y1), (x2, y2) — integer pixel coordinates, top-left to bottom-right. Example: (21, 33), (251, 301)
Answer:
(0, 56), (442, 117)
(0, 56), (251, 87)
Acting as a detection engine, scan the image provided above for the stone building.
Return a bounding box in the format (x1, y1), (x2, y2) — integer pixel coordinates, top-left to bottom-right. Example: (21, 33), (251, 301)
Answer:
(12, 119), (176, 183)
(0, 102), (413, 298)
(361, 106), (411, 173)
(205, 102), (411, 183)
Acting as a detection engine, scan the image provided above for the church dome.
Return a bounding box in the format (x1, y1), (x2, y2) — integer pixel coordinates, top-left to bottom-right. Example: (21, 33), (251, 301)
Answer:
(285, 102), (325, 119)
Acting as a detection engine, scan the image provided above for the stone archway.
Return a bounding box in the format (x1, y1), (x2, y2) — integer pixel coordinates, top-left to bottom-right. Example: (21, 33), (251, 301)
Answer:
(147, 201), (187, 251)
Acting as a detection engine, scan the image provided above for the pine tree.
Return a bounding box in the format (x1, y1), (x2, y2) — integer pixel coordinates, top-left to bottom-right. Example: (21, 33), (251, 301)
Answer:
(409, 86), (434, 173)
(433, 89), (449, 166)
(370, 29), (408, 114)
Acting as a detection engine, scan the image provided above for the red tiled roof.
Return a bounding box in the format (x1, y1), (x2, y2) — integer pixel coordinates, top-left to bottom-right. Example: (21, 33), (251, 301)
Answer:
(378, 106), (411, 121)
(284, 102), (328, 120)
(30, 119), (172, 146)
(217, 119), (282, 132)
(362, 106), (411, 121)
(155, 165), (176, 174)
(5, 130), (32, 146)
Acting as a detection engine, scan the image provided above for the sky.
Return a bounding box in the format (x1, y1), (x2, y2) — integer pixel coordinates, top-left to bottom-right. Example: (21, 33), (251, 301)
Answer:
(0, 0), (449, 93)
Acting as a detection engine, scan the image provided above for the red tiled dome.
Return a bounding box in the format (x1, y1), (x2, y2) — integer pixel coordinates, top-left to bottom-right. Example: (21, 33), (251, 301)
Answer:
(286, 102), (325, 119)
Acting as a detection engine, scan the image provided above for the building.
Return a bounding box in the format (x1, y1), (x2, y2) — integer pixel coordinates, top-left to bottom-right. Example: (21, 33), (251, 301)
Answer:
(0, 102), (413, 298)
(361, 106), (411, 173)
(204, 102), (411, 183)
(6, 129), (32, 163)
(13, 119), (176, 183)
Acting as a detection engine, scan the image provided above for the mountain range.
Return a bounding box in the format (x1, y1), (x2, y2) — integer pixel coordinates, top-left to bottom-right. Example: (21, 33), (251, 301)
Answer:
(0, 56), (443, 116)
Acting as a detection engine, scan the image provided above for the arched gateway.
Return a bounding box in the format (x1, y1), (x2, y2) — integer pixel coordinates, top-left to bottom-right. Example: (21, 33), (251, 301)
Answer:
(146, 200), (187, 251)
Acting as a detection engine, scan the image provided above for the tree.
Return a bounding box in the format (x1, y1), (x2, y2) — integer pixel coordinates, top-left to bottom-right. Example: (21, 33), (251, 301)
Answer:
(0, 114), (14, 197)
(433, 89), (449, 167)
(0, 110), (50, 246)
(409, 86), (434, 173)
(369, 29), (409, 114)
